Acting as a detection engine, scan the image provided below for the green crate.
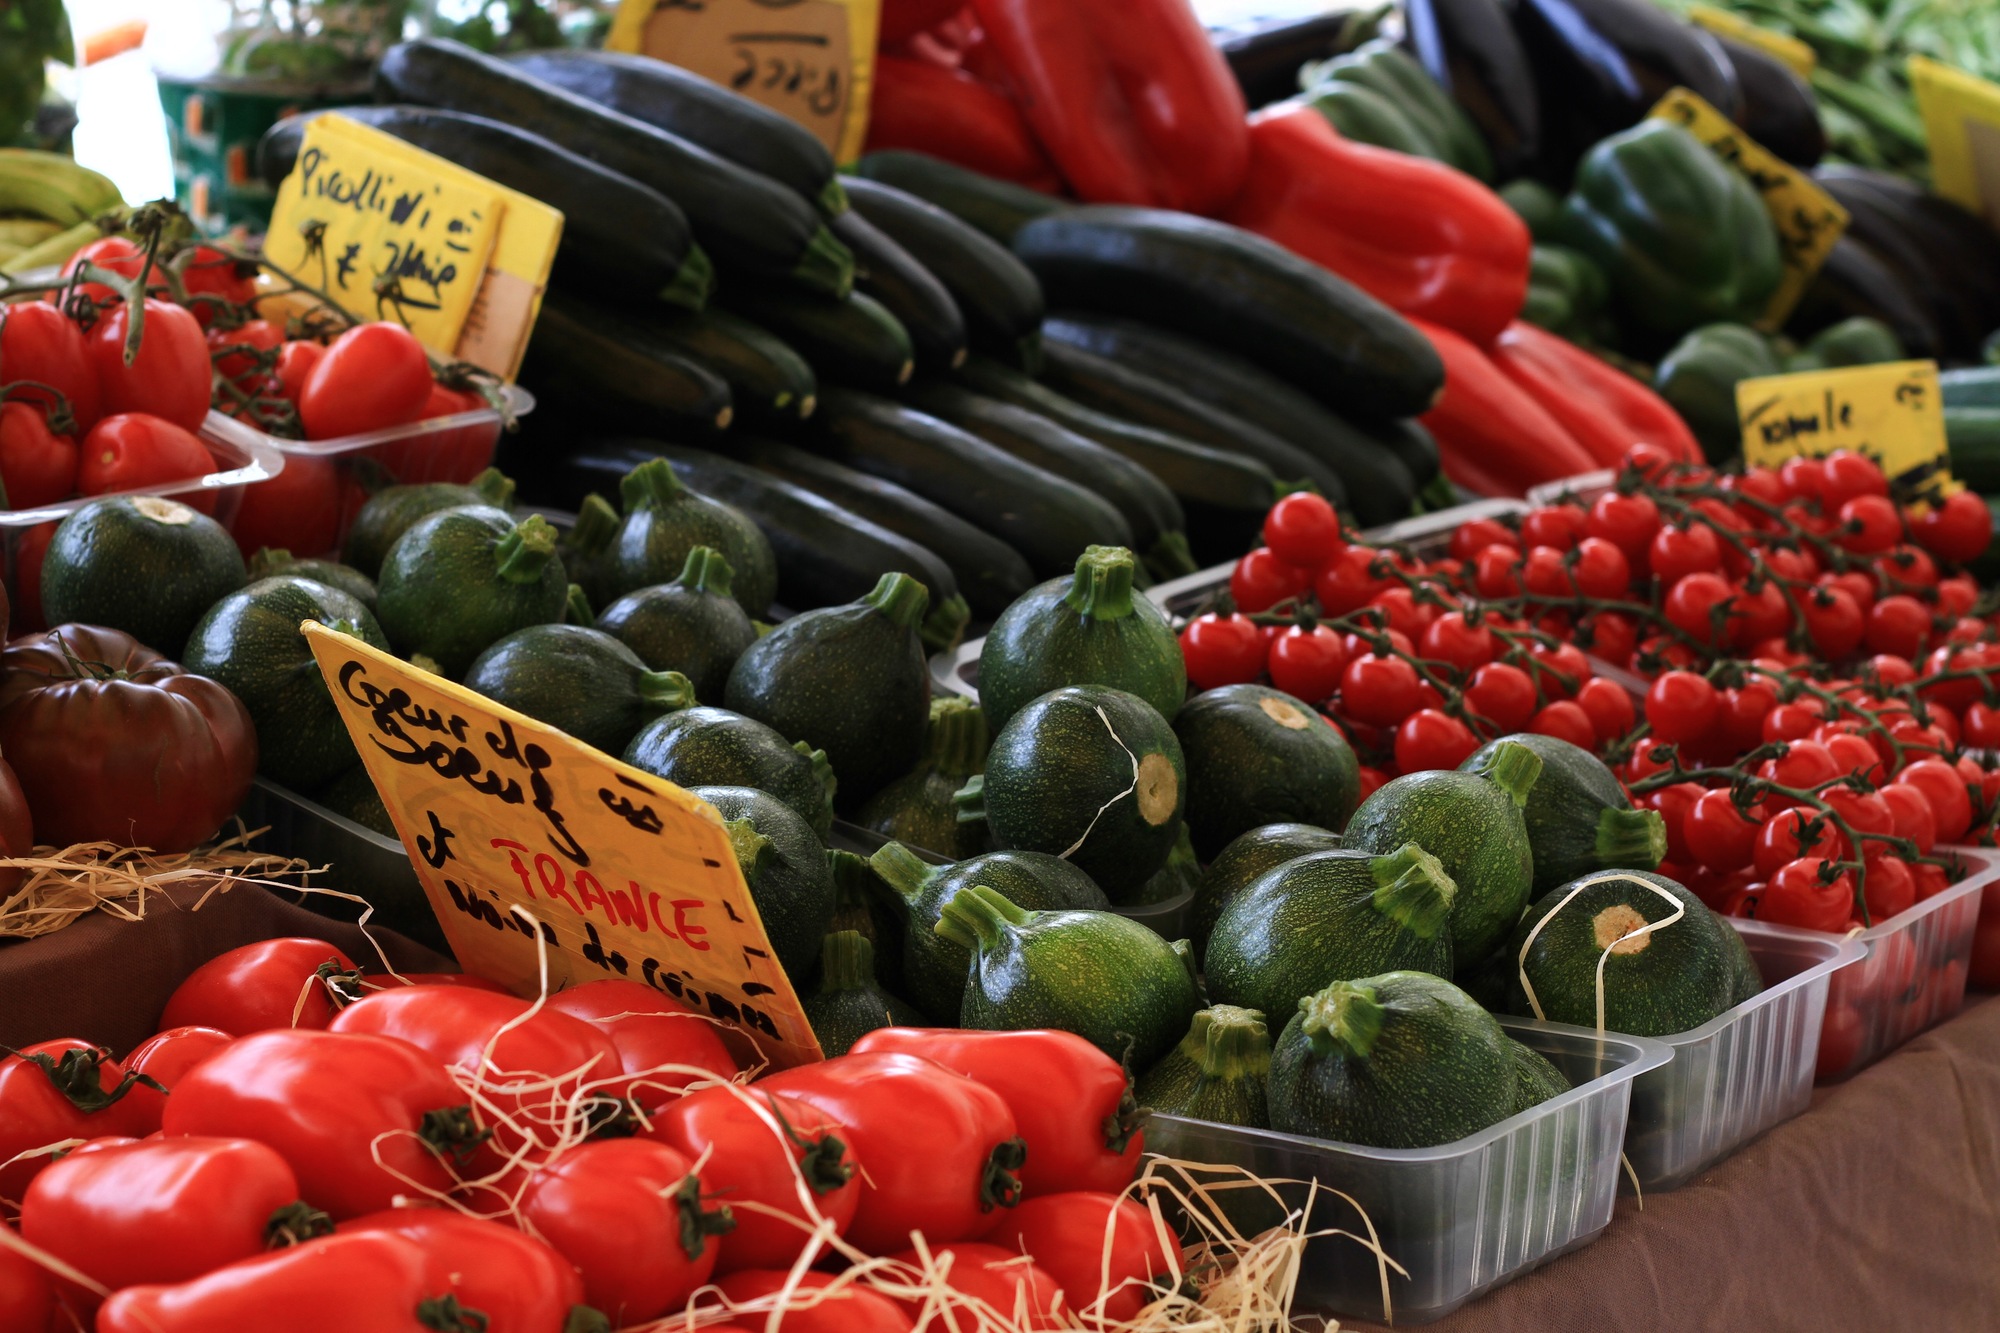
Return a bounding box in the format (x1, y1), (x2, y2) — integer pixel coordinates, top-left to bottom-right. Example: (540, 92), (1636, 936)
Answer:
(156, 73), (366, 233)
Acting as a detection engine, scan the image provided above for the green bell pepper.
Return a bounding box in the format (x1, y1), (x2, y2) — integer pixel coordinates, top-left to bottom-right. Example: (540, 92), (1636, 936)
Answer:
(1521, 244), (1609, 343)
(1307, 82), (1445, 162)
(1653, 323), (1781, 464)
(1782, 316), (1904, 372)
(1300, 40), (1494, 181)
(1501, 180), (1565, 242)
(1557, 120), (1783, 348)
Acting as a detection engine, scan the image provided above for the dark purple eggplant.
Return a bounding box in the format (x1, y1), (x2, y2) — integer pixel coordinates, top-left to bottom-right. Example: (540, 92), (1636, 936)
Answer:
(1512, 0), (1740, 187)
(1404, 0), (1542, 181)
(1814, 167), (2000, 360)
(1786, 236), (1942, 363)
(1215, 13), (1351, 109)
(1716, 37), (1823, 169)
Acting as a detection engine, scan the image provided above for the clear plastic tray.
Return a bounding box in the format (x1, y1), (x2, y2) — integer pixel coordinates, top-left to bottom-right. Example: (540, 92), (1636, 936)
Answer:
(1143, 1017), (1671, 1324)
(1816, 846), (1997, 1081)
(0, 428), (284, 533)
(1524, 469), (1617, 510)
(931, 499), (1533, 705)
(1624, 919), (1862, 1191)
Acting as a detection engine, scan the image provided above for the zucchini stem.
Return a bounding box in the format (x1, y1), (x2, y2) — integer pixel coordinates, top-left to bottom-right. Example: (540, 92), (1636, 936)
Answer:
(1299, 980), (1386, 1060)
(494, 515), (558, 584)
(1368, 841), (1457, 939)
(933, 883), (1030, 950)
(863, 571), (932, 632)
(1063, 545), (1141, 621)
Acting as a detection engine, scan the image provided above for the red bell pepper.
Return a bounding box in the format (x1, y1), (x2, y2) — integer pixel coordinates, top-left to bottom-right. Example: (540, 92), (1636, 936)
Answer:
(1223, 104), (1531, 347)
(866, 54), (1063, 191)
(1410, 317), (1599, 497)
(968, 0), (1247, 214)
(1489, 321), (1702, 466)
(880, 0), (969, 46)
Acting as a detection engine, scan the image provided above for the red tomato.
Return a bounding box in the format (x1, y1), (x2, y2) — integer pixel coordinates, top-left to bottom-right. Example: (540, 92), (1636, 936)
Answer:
(1759, 740), (1840, 802)
(1663, 571), (1739, 647)
(1898, 757), (1974, 843)
(1574, 676), (1637, 744)
(1836, 494), (1903, 554)
(1648, 522), (1722, 587)
(1971, 885), (2000, 989)
(1799, 585), (1864, 659)
(983, 1192), (1183, 1325)
(123, 1026), (234, 1094)
(160, 1029), (476, 1220)
(0, 1227), (53, 1329)
(1397, 707), (1481, 771)
(1879, 782), (1938, 855)
(1582, 610), (1639, 667)
(1519, 543), (1570, 599)
(712, 1270), (913, 1333)
(520, 1138), (726, 1325)
(1312, 545), (1396, 615)
(1178, 613), (1265, 690)
(274, 340), (325, 402)
(226, 451), (342, 558)
(1644, 670), (1718, 746)
(328, 986), (622, 1162)
(1684, 789), (1758, 873)
(205, 319), (283, 389)
(758, 1052), (1024, 1254)
(0, 302), (101, 431)
(1463, 661), (1537, 734)
(1585, 490), (1658, 568)
(1753, 807), (1848, 877)
(88, 299), (211, 434)
(95, 1230), (450, 1333)
(543, 977), (740, 1107)
(884, 1242), (1067, 1328)
(298, 323), (433, 441)
(1570, 536), (1632, 598)
(161, 939), (362, 1037)
(21, 1137), (307, 1309)
(1266, 623), (1346, 703)
(1447, 515), (1516, 563)
(1643, 782), (1703, 865)
(1913, 488), (1992, 565)
(1261, 492), (1343, 568)
(0, 1041), (166, 1207)
(1816, 1003), (1865, 1080)
(9, 521), (54, 632)
(1525, 640), (1591, 701)
(337, 1208), (589, 1333)
(1529, 699), (1598, 749)
(646, 1086), (862, 1271)
(1519, 503), (1586, 550)
(50, 236), (151, 309)
(1762, 857), (1856, 933)
(1472, 545), (1521, 597)
(1229, 547), (1308, 613)
(1822, 731), (1886, 788)
(76, 413), (218, 512)
(1860, 854), (1916, 923)
(1865, 594), (1932, 660)
(1340, 652), (1421, 728)
(847, 1028), (1142, 1199)
(0, 402), (76, 511)
(1820, 449), (1888, 505)
(1875, 542), (1939, 590)
(175, 245), (256, 324)
(1418, 611), (1496, 676)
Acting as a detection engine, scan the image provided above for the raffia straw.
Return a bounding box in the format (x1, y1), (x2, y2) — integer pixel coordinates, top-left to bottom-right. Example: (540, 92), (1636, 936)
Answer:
(0, 825), (317, 939)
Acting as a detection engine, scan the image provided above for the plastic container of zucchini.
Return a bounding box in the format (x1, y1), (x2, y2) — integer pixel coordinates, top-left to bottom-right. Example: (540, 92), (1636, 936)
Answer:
(1623, 919), (1862, 1191)
(1815, 845), (1996, 1081)
(2, 428), (285, 616)
(931, 498), (1532, 704)
(1144, 1017), (1670, 1324)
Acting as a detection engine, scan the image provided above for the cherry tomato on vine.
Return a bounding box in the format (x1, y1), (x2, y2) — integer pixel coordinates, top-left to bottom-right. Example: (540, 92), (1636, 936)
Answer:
(1529, 699), (1598, 749)
(1861, 854), (1916, 922)
(1261, 491), (1343, 568)
(1685, 788), (1759, 873)
(1753, 808), (1849, 877)
(1778, 456), (1827, 507)
(1732, 580), (1791, 647)
(1664, 572), (1739, 647)
(1570, 536), (1632, 598)
(1448, 516), (1517, 563)
(1585, 491), (1659, 570)
(1836, 494), (1903, 555)
(88, 299), (211, 433)
(1575, 676), (1637, 744)
(1266, 623), (1346, 703)
(1645, 670), (1718, 746)
(1340, 652), (1422, 728)
(1874, 543), (1938, 591)
(1417, 611), (1496, 676)
(1643, 782), (1704, 865)
(1472, 545), (1522, 598)
(1582, 610), (1639, 668)
(1800, 585), (1864, 659)
(1229, 547), (1308, 613)
(1526, 641), (1590, 701)
(297, 322), (434, 441)
(1367, 586), (1432, 640)
(206, 319), (284, 389)
(50, 236), (155, 309)
(1519, 504), (1586, 550)
(1878, 782), (1939, 855)
(1762, 858), (1857, 933)
(1898, 758), (1974, 843)
(273, 340), (324, 403)
(176, 245), (257, 322)
(1179, 613), (1266, 691)
(1819, 449), (1888, 506)
(1313, 545), (1397, 616)
(1912, 488), (1992, 565)
(1864, 594), (1931, 660)
(1649, 522), (1722, 586)
(1395, 708), (1479, 772)
(1463, 661), (1537, 734)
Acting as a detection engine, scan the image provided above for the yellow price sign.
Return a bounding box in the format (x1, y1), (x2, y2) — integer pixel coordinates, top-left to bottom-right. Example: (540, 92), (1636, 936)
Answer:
(1687, 5), (1816, 80)
(1910, 56), (2000, 229)
(1737, 359), (1952, 498)
(302, 624), (823, 1070)
(607, 0), (881, 162)
(1648, 87), (1848, 331)
(265, 114), (564, 380)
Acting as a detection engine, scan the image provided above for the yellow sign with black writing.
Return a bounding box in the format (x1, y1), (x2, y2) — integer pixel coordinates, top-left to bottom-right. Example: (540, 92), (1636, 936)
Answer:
(1687, 5), (1815, 80)
(1648, 87), (1848, 331)
(265, 114), (563, 379)
(302, 623), (823, 1071)
(1738, 359), (1952, 498)
(1910, 56), (2000, 230)
(606, 0), (881, 162)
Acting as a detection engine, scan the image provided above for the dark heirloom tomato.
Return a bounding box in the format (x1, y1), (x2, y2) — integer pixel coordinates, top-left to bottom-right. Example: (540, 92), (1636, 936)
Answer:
(95, 1231), (458, 1333)
(645, 1086), (862, 1272)
(0, 741), (30, 897)
(161, 1029), (480, 1221)
(339, 1208), (595, 1333)
(160, 939), (364, 1036)
(0, 625), (256, 853)
(0, 1041), (163, 1209)
(21, 1137), (315, 1309)
(757, 1052), (1026, 1254)
(847, 1029), (1143, 1198)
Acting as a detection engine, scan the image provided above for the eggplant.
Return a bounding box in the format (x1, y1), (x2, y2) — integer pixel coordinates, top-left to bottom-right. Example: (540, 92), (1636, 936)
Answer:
(1215, 13), (1351, 109)
(1786, 236), (1943, 363)
(1716, 37), (1823, 169)
(1512, 0), (1740, 187)
(1814, 168), (2000, 360)
(1404, 0), (1542, 181)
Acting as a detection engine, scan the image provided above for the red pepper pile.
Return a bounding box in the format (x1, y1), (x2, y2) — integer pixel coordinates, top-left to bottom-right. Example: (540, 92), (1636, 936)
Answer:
(1, 947), (1178, 1333)
(870, 0), (1696, 495)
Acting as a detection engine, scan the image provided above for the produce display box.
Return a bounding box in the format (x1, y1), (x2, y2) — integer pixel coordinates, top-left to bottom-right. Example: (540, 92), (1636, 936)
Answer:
(1625, 919), (1863, 1191)
(1145, 1016), (1671, 1324)
(3, 426), (283, 541)
(931, 498), (1533, 700)
(1817, 846), (1997, 1080)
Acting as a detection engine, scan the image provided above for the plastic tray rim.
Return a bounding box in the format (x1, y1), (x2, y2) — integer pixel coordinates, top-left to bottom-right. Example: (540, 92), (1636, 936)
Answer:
(0, 429), (286, 529)
(199, 382), (536, 459)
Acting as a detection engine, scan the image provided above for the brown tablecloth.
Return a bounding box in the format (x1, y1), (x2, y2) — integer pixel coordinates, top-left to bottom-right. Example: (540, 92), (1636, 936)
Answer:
(0, 881), (452, 1056)
(1346, 993), (2000, 1332)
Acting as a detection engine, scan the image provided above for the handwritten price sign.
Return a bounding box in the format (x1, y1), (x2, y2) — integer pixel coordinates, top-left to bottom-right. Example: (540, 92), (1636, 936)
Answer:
(1738, 359), (1953, 501)
(303, 623), (822, 1069)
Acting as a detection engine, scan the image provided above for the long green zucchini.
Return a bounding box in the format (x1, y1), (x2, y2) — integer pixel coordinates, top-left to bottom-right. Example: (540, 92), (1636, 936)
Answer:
(505, 49), (846, 216)
(620, 306), (817, 427)
(831, 208), (968, 373)
(256, 105), (710, 309)
(721, 287), (916, 391)
(523, 291), (734, 433)
(375, 38), (852, 294)
(850, 150), (1063, 244)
